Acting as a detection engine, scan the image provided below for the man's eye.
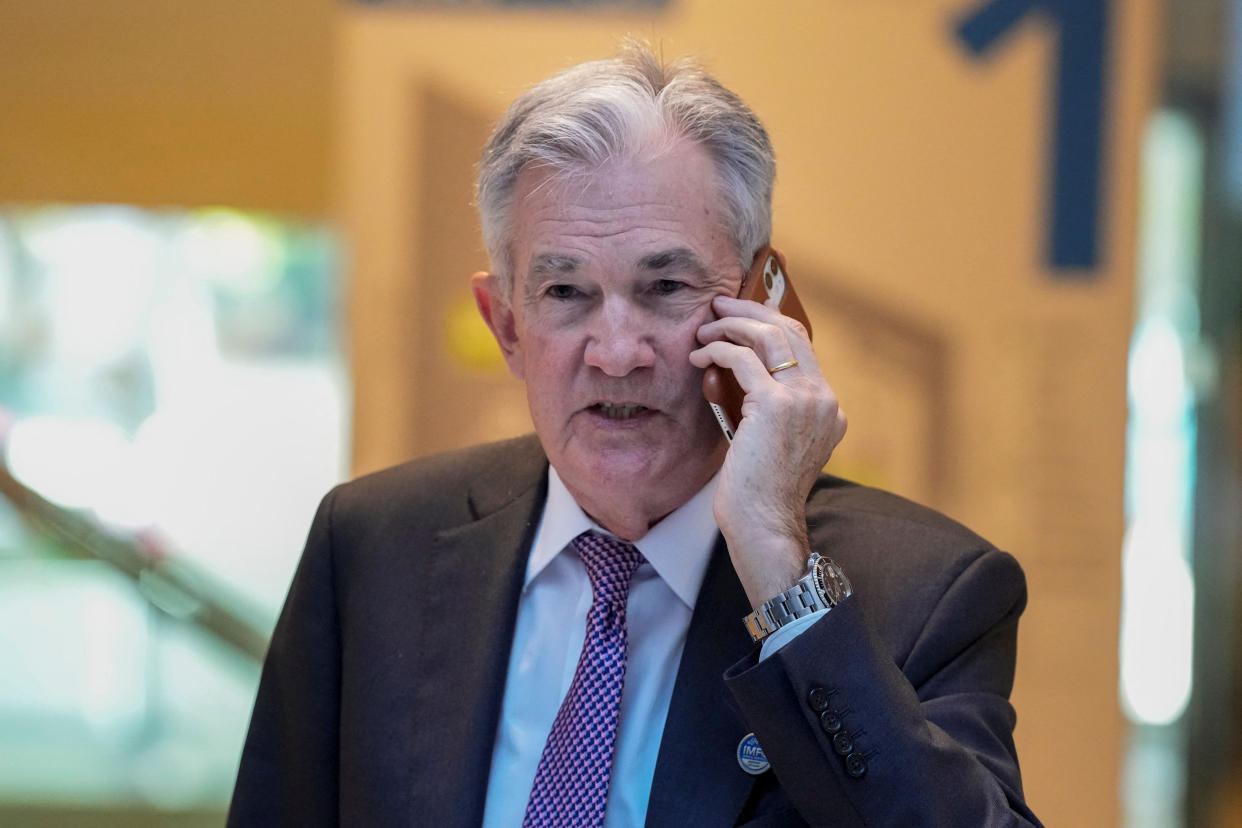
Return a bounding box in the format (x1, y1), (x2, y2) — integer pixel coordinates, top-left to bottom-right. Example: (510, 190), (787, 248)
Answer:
(546, 284), (579, 300)
(652, 279), (683, 295)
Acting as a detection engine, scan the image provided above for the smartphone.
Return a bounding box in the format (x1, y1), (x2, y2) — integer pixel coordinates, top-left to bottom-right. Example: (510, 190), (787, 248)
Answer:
(702, 246), (812, 442)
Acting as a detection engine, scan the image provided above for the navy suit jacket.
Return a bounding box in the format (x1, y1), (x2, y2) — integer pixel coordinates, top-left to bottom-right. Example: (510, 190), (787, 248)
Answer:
(228, 435), (1042, 826)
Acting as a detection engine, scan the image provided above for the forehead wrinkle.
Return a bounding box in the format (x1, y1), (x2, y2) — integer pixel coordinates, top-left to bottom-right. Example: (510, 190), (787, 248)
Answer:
(531, 200), (699, 229)
(526, 209), (718, 250)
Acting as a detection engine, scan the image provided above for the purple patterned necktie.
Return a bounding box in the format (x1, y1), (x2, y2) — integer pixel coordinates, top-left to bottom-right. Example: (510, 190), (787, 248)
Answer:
(522, 531), (646, 828)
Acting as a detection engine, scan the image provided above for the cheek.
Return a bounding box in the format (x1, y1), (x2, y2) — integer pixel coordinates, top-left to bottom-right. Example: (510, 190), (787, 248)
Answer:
(662, 310), (712, 366)
(523, 332), (581, 383)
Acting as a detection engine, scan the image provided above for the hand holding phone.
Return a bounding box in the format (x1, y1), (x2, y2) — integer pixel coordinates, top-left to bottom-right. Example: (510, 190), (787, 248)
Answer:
(702, 246), (813, 441)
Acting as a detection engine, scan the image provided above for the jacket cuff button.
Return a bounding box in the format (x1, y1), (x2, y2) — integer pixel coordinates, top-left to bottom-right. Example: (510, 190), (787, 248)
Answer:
(808, 686), (836, 712)
(832, 731), (855, 756)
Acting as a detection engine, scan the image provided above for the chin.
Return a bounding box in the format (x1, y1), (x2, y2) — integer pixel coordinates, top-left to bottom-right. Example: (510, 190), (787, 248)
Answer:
(580, 445), (669, 483)
(582, 442), (720, 498)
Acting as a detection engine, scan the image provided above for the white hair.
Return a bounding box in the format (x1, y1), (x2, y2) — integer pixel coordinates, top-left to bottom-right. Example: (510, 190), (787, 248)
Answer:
(476, 40), (776, 294)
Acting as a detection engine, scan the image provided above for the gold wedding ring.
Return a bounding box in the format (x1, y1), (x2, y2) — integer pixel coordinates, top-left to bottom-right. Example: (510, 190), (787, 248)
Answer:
(767, 359), (799, 375)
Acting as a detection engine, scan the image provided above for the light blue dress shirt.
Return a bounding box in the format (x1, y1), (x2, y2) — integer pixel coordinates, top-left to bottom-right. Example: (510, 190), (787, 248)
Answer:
(480, 467), (822, 827)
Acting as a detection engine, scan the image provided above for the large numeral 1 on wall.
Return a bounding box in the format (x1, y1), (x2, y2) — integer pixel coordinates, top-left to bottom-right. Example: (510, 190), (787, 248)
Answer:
(956, 0), (1112, 275)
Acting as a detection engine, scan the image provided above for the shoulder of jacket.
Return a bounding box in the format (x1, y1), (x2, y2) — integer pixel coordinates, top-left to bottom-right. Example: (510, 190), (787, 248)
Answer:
(807, 473), (997, 554)
(326, 434), (546, 527)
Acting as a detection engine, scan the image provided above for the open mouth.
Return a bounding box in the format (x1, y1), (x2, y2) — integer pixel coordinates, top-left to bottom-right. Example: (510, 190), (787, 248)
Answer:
(591, 402), (651, 420)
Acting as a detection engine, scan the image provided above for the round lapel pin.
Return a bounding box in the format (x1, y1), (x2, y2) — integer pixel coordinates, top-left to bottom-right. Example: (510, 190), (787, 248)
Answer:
(736, 732), (770, 775)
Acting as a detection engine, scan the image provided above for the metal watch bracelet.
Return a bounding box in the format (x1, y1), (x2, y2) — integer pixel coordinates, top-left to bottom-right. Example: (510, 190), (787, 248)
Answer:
(743, 553), (852, 644)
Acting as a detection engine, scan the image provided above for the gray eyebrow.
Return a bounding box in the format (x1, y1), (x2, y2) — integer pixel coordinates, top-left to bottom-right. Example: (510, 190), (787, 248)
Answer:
(524, 254), (581, 302)
(529, 254), (581, 278)
(638, 248), (709, 279)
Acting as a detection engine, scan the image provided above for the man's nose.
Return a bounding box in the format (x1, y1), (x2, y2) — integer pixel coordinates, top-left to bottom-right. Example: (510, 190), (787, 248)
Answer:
(583, 299), (657, 377)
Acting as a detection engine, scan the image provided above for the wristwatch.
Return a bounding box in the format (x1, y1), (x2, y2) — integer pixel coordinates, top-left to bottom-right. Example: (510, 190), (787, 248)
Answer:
(743, 553), (853, 643)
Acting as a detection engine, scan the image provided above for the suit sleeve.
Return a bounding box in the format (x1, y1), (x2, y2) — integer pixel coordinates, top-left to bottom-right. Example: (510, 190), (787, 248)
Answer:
(227, 488), (343, 828)
(724, 548), (1043, 827)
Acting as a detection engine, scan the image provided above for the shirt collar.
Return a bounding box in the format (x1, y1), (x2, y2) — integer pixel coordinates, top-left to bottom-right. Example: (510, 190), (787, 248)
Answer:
(525, 465), (720, 610)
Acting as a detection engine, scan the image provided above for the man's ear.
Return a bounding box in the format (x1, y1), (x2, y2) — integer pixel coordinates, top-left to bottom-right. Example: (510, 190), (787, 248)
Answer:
(471, 271), (525, 379)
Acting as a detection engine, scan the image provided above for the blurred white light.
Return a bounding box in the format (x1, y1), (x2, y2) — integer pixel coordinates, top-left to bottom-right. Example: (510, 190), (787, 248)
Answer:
(1120, 522), (1195, 725)
(93, 462), (157, 530)
(1137, 111), (1203, 317)
(23, 208), (161, 364)
(0, 563), (147, 740)
(6, 414), (153, 527)
(1127, 319), (1189, 423)
(1121, 106), (1203, 731)
(178, 210), (280, 294)
(132, 360), (347, 612)
(81, 587), (148, 736)
(0, 225), (15, 324)
(146, 275), (222, 407)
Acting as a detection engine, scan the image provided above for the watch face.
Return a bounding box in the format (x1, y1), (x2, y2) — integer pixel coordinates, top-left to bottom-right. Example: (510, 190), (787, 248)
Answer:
(813, 556), (852, 605)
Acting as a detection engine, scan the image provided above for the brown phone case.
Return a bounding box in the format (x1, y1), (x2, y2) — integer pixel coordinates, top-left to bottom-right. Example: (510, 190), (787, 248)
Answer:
(701, 246), (812, 441)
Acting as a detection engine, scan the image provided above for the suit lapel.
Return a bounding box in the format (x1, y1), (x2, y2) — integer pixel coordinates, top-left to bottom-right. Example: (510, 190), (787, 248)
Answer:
(646, 537), (758, 827)
(406, 439), (548, 826)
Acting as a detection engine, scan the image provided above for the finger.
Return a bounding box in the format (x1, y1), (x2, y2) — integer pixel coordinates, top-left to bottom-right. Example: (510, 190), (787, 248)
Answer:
(707, 295), (820, 369)
(697, 313), (820, 376)
(697, 315), (796, 363)
(712, 294), (814, 344)
(689, 340), (779, 394)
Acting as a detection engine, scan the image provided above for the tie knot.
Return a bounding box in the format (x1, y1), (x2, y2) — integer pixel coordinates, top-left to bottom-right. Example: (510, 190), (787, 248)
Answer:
(572, 531), (645, 606)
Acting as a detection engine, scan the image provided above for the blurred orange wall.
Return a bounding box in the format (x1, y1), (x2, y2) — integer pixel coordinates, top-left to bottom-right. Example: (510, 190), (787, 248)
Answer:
(0, 0), (334, 214)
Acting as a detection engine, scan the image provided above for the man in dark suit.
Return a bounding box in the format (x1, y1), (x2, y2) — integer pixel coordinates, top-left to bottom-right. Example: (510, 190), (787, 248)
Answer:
(229, 41), (1043, 827)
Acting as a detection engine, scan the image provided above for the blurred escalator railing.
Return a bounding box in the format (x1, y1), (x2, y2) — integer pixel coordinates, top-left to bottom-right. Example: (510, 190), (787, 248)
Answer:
(0, 446), (268, 663)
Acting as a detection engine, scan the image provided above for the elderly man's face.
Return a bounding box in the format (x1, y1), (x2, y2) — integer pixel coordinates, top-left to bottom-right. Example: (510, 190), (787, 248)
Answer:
(475, 140), (744, 530)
